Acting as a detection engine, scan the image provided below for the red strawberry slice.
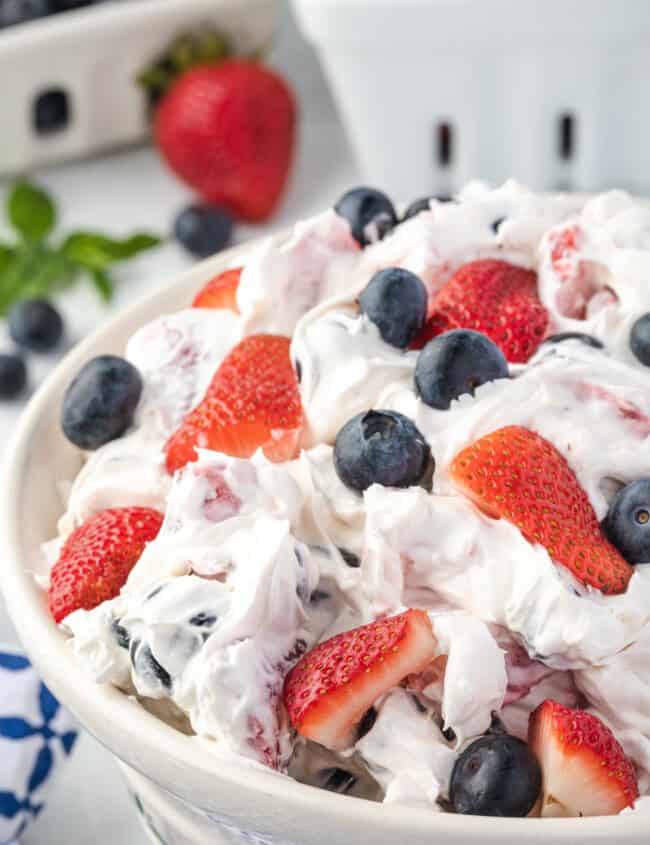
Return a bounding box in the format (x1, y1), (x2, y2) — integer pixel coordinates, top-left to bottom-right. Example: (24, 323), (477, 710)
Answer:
(283, 609), (436, 751)
(192, 267), (242, 312)
(529, 700), (639, 817)
(155, 61), (295, 222)
(49, 507), (163, 623)
(412, 259), (548, 362)
(164, 334), (302, 474)
(449, 425), (633, 594)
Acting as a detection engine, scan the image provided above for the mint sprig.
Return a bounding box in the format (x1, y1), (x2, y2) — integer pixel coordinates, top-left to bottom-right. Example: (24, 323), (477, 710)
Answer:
(0, 180), (162, 314)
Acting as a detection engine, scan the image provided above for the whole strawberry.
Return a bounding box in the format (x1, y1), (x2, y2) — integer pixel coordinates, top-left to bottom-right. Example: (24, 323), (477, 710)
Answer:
(49, 507), (163, 623)
(155, 61), (296, 222)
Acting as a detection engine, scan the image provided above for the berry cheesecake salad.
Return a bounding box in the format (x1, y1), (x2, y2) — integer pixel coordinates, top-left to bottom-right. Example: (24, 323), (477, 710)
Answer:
(43, 181), (650, 819)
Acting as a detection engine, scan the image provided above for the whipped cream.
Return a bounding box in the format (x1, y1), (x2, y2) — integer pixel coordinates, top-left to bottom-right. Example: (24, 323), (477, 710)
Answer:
(52, 181), (650, 809)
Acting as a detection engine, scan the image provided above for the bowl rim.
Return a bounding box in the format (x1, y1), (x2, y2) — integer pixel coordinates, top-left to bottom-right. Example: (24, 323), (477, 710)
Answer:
(0, 238), (647, 838)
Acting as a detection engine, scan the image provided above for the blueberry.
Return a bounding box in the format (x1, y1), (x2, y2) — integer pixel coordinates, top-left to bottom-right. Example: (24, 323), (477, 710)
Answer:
(338, 548), (360, 568)
(333, 410), (431, 492)
(415, 329), (508, 411)
(174, 204), (233, 259)
(189, 612), (217, 628)
(319, 768), (358, 795)
(110, 619), (130, 650)
(131, 642), (172, 691)
(402, 195), (452, 221)
(1, 0), (52, 26)
(61, 355), (143, 450)
(9, 299), (63, 352)
(630, 313), (650, 366)
(358, 267), (427, 349)
(603, 479), (650, 563)
(450, 734), (541, 817)
(33, 89), (70, 134)
(334, 187), (397, 247)
(0, 354), (27, 399)
(543, 332), (604, 349)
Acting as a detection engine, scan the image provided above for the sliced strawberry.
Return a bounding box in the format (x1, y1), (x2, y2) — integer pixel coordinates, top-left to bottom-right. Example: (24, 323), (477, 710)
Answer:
(192, 267), (242, 312)
(283, 609), (436, 751)
(49, 507), (163, 624)
(529, 700), (638, 817)
(413, 259), (548, 362)
(164, 334), (302, 474)
(449, 425), (633, 594)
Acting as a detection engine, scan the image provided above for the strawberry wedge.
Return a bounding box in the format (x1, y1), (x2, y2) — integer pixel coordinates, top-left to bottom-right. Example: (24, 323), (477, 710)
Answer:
(165, 334), (302, 474)
(192, 267), (242, 312)
(283, 609), (437, 751)
(450, 425), (633, 594)
(529, 700), (638, 817)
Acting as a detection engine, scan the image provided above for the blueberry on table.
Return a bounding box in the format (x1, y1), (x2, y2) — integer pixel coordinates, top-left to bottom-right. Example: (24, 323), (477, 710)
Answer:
(0, 0), (52, 26)
(334, 187), (397, 247)
(630, 313), (650, 366)
(415, 329), (508, 410)
(8, 299), (63, 352)
(61, 355), (143, 450)
(603, 479), (650, 564)
(543, 332), (604, 350)
(174, 204), (233, 259)
(333, 410), (431, 492)
(359, 267), (427, 349)
(450, 734), (541, 817)
(0, 354), (27, 400)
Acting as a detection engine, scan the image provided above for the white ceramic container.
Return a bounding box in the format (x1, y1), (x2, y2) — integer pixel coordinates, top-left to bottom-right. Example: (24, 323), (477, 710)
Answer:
(291, 0), (650, 199)
(0, 0), (278, 174)
(0, 240), (648, 843)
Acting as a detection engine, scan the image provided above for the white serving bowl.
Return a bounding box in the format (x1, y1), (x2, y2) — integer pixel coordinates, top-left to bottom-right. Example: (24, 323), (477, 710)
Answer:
(0, 240), (647, 844)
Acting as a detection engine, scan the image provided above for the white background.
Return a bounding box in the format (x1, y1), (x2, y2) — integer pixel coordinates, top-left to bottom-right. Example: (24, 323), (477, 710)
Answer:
(0, 3), (360, 842)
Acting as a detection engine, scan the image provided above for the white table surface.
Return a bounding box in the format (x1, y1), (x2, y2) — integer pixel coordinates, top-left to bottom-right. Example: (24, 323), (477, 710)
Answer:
(0, 5), (360, 843)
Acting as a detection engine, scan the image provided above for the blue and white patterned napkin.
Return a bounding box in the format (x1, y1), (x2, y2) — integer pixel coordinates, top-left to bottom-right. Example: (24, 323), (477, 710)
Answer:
(0, 648), (77, 845)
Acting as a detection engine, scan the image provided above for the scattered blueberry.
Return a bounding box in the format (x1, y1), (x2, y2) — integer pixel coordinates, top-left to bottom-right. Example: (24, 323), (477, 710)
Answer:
(630, 313), (650, 366)
(61, 354), (143, 450)
(358, 267), (427, 349)
(338, 548), (360, 568)
(33, 89), (70, 134)
(402, 195), (452, 221)
(491, 216), (506, 234)
(9, 298), (63, 352)
(334, 187), (397, 247)
(189, 612), (217, 628)
(543, 332), (604, 349)
(333, 410), (431, 492)
(0, 0), (52, 26)
(174, 204), (233, 259)
(0, 354), (27, 400)
(449, 734), (541, 817)
(415, 329), (508, 410)
(603, 479), (650, 564)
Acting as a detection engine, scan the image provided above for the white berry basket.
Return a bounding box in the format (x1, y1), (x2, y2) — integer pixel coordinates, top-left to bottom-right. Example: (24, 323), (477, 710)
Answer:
(291, 0), (650, 199)
(0, 0), (279, 174)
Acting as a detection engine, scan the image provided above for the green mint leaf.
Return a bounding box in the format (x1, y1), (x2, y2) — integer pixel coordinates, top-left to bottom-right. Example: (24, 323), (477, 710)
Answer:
(8, 181), (56, 242)
(0, 244), (76, 314)
(0, 243), (15, 275)
(88, 269), (113, 302)
(61, 231), (161, 271)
